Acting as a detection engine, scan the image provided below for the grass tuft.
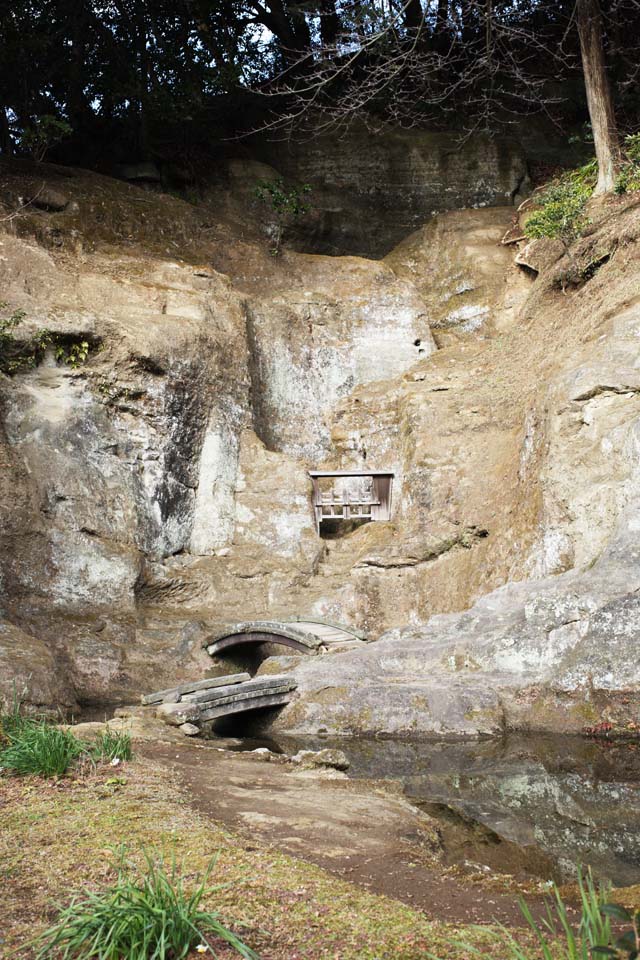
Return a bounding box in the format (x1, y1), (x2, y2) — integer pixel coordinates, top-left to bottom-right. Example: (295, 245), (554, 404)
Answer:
(436, 868), (612, 960)
(0, 720), (85, 778)
(34, 846), (259, 960)
(92, 728), (133, 763)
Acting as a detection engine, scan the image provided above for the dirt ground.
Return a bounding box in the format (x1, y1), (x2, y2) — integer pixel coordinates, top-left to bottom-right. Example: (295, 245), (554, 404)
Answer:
(141, 739), (554, 926)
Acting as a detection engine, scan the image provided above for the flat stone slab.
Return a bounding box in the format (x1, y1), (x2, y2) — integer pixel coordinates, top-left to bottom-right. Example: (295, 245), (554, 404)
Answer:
(142, 672), (250, 705)
(199, 690), (295, 722)
(183, 674), (297, 705)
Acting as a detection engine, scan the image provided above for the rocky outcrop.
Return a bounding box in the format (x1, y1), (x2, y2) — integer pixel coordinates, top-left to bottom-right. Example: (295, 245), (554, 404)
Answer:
(2, 155), (640, 733)
(259, 124), (529, 257)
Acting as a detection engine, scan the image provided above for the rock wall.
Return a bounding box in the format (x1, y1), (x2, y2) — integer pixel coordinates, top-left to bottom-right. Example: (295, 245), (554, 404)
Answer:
(258, 124), (529, 257)
(1, 154), (640, 736)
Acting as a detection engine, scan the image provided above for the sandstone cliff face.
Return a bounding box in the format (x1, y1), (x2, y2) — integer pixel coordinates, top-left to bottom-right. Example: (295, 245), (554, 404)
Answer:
(258, 124), (529, 257)
(1, 156), (639, 734)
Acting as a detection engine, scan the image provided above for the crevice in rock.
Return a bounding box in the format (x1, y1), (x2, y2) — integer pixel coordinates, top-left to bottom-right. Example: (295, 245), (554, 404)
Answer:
(572, 384), (640, 402)
(356, 526), (489, 569)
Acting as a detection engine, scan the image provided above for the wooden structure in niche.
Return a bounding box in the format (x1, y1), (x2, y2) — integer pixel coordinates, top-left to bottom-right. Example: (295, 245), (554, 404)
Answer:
(309, 470), (394, 533)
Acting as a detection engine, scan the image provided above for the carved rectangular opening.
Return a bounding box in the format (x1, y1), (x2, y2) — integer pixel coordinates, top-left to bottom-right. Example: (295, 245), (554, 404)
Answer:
(309, 470), (394, 535)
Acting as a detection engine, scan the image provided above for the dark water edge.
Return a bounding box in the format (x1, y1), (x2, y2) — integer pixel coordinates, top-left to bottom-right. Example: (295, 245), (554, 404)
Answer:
(228, 731), (640, 887)
(77, 701), (640, 886)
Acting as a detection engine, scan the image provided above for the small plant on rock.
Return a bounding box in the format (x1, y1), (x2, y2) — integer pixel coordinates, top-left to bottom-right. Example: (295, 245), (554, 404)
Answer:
(254, 178), (312, 255)
(35, 846), (259, 960)
(92, 728), (133, 763)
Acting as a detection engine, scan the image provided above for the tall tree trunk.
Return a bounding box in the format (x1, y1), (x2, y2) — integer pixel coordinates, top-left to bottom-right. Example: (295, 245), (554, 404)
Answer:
(403, 0), (423, 33)
(576, 0), (621, 194)
(0, 107), (12, 156)
(319, 0), (341, 46)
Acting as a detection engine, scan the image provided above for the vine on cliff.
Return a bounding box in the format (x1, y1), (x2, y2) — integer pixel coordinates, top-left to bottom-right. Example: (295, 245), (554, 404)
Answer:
(0, 303), (94, 375)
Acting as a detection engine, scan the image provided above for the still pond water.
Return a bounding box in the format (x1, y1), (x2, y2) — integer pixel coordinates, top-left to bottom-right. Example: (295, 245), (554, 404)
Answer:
(231, 732), (640, 886)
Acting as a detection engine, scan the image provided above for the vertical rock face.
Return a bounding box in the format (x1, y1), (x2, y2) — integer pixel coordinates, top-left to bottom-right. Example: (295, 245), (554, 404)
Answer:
(1, 157), (640, 730)
(259, 124), (528, 256)
(246, 256), (435, 459)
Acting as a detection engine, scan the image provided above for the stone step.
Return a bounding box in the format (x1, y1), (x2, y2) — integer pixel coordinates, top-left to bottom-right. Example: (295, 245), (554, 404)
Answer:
(142, 672), (250, 705)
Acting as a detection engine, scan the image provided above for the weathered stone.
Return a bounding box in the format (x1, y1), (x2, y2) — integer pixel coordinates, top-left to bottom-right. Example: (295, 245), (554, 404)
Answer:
(0, 619), (76, 714)
(155, 702), (201, 726)
(259, 123), (528, 257)
(2, 159), (640, 739)
(515, 237), (566, 274)
(27, 186), (70, 212)
(291, 748), (350, 770)
(179, 722), (200, 736)
(142, 672), (250, 705)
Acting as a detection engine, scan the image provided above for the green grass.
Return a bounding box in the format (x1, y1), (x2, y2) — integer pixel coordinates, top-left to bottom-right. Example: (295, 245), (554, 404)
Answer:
(34, 846), (259, 960)
(0, 720), (85, 778)
(440, 869), (612, 960)
(526, 131), (640, 243)
(91, 729), (133, 763)
(525, 161), (596, 242)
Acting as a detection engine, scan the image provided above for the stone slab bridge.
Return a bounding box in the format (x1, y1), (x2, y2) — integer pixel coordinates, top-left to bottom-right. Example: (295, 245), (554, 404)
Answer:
(204, 617), (368, 658)
(142, 672), (297, 725)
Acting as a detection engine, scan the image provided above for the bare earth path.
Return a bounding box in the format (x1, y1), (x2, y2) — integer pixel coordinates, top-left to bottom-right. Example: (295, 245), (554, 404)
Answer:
(141, 740), (553, 927)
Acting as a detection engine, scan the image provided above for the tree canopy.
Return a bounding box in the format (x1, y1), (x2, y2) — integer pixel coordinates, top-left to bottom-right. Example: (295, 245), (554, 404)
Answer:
(1, 0), (639, 183)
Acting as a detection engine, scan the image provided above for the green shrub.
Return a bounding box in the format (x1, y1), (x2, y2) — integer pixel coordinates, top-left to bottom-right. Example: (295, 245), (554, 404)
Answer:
(20, 114), (72, 162)
(0, 304), (95, 376)
(92, 728), (133, 763)
(0, 721), (85, 778)
(254, 178), (312, 254)
(615, 132), (640, 195)
(35, 847), (259, 960)
(595, 902), (640, 957)
(439, 869), (612, 960)
(526, 132), (640, 242)
(525, 160), (596, 242)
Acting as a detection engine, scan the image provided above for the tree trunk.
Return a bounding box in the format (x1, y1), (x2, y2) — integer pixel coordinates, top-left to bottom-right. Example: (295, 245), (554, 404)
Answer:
(576, 0), (621, 194)
(0, 107), (12, 157)
(319, 0), (341, 46)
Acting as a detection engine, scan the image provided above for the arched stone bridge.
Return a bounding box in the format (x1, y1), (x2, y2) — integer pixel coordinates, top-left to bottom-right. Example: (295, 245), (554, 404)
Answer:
(205, 617), (368, 658)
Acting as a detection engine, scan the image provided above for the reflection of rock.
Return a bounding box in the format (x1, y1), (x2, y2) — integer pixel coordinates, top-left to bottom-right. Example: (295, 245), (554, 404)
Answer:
(322, 735), (640, 884)
(291, 748), (350, 770)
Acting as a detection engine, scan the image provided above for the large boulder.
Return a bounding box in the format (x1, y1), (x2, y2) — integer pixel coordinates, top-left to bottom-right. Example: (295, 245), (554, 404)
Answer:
(0, 619), (77, 714)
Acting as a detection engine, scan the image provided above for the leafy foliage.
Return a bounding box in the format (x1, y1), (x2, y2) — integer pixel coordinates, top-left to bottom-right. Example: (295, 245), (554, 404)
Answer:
(254, 179), (312, 254)
(34, 847), (259, 960)
(615, 133), (640, 195)
(254, 179), (312, 219)
(20, 114), (73, 162)
(0, 720), (85, 778)
(594, 903), (640, 959)
(0, 303), (94, 376)
(525, 161), (597, 242)
(526, 131), (640, 243)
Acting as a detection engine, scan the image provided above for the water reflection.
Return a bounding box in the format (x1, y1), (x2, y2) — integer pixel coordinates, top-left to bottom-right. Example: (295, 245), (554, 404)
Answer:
(256, 733), (640, 886)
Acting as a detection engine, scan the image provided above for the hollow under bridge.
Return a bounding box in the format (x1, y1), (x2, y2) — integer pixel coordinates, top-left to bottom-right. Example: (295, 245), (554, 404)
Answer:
(204, 617), (368, 659)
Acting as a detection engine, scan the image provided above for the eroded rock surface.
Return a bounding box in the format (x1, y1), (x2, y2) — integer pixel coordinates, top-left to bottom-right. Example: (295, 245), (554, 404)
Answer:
(1, 156), (639, 731)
